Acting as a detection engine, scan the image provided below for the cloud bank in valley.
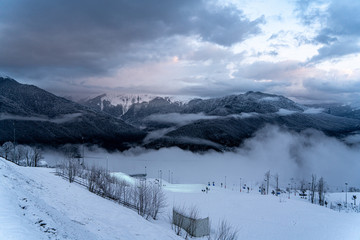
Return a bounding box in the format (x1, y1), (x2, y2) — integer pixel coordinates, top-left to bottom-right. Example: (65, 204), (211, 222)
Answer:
(45, 125), (360, 190)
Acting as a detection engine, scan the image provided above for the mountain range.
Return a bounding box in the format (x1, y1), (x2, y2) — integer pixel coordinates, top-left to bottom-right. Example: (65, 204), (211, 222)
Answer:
(1, 76), (360, 152)
(0, 77), (145, 150)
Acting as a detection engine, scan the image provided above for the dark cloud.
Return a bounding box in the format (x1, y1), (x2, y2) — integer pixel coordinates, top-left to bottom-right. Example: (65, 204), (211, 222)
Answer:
(319, 1), (360, 37)
(298, 0), (360, 62)
(313, 33), (337, 45)
(309, 40), (360, 63)
(303, 77), (360, 94)
(294, 0), (325, 26)
(233, 61), (300, 83)
(0, 0), (263, 81)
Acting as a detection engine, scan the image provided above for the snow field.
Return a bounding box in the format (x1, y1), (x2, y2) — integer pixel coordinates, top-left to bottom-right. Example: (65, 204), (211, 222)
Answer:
(1, 156), (360, 240)
(0, 158), (181, 240)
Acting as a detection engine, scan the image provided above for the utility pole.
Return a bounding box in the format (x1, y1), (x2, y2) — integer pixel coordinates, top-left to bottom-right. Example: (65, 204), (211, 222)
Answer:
(160, 170), (162, 188)
(106, 156), (108, 173)
(345, 182), (348, 208)
(288, 183), (291, 199)
(13, 121), (16, 163)
(240, 178), (242, 192)
(82, 136), (85, 165)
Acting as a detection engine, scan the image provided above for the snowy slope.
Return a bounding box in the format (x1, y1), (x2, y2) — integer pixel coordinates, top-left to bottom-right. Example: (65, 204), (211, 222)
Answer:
(2, 155), (360, 240)
(164, 185), (360, 240)
(0, 158), (181, 240)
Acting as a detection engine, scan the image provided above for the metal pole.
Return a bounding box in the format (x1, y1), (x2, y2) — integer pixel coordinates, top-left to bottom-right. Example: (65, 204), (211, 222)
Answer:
(240, 178), (242, 192)
(160, 170), (162, 188)
(225, 176), (227, 189)
(345, 182), (348, 208)
(106, 156), (108, 173)
(288, 183), (290, 199)
(82, 137), (85, 165)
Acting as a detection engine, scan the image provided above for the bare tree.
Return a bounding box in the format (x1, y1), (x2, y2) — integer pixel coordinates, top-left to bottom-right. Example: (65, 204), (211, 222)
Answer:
(172, 206), (186, 236)
(135, 180), (151, 218)
(214, 219), (238, 240)
(318, 177), (325, 206)
(87, 165), (100, 193)
(12, 145), (25, 164)
(68, 158), (79, 183)
(274, 173), (279, 194)
(299, 179), (307, 198)
(114, 179), (130, 203)
(172, 205), (200, 238)
(149, 183), (167, 220)
(265, 170), (270, 195)
(1, 142), (14, 160)
(186, 205), (199, 238)
(310, 174), (317, 204)
(23, 146), (33, 167)
(32, 147), (42, 167)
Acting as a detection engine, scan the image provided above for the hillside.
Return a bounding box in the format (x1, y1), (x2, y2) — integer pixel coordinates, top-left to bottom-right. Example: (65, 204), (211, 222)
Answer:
(1, 156), (359, 240)
(0, 77), (145, 150)
(0, 157), (180, 240)
(1, 76), (360, 152)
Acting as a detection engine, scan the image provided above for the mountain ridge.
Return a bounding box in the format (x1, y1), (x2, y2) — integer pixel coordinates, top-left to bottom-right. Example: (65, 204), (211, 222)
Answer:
(1, 76), (359, 152)
(0, 77), (145, 150)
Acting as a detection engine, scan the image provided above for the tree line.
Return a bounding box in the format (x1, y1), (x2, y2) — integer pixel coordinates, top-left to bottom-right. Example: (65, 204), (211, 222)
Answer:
(56, 150), (166, 220)
(0, 141), (42, 167)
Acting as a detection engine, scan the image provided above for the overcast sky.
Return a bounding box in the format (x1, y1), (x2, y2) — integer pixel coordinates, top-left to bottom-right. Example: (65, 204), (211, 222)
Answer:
(1, 0), (359, 103)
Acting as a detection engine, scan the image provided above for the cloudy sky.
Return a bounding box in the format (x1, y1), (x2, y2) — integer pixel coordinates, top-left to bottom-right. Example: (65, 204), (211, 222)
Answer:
(0, 0), (359, 103)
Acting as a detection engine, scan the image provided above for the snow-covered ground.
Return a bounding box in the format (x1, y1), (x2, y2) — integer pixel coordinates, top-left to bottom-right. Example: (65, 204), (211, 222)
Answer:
(1, 156), (360, 240)
(0, 158), (181, 240)
(163, 183), (360, 240)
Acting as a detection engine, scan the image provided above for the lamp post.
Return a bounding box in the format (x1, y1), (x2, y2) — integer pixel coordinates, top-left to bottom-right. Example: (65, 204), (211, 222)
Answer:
(13, 121), (16, 163)
(288, 183), (291, 199)
(106, 156), (108, 173)
(160, 170), (162, 188)
(345, 182), (348, 208)
(81, 136), (85, 165)
(240, 178), (242, 192)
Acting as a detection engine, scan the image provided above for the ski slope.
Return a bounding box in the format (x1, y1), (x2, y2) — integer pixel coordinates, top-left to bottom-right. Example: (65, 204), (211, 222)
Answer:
(1, 157), (360, 240)
(0, 158), (181, 240)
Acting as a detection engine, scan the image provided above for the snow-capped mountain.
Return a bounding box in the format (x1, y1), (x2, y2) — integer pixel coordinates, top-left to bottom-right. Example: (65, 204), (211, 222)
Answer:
(119, 92), (360, 151)
(0, 77), (145, 150)
(1, 76), (359, 152)
(306, 102), (360, 121)
(80, 93), (194, 117)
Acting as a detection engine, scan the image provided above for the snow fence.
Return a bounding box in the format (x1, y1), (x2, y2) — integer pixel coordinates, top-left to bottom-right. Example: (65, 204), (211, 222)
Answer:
(172, 209), (210, 237)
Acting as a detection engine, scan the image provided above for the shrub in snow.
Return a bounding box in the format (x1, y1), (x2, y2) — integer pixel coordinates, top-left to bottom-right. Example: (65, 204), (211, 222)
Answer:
(56, 162), (167, 220)
(213, 220), (238, 240)
(172, 205), (210, 238)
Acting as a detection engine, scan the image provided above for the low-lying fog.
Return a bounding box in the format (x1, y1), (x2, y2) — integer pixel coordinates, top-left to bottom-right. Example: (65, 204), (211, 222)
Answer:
(45, 125), (360, 191)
